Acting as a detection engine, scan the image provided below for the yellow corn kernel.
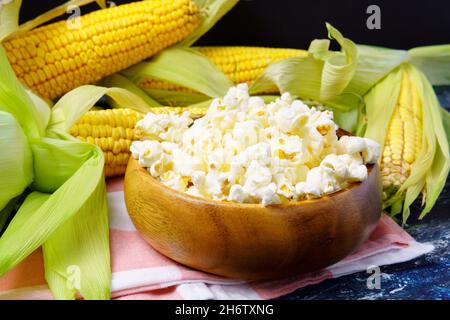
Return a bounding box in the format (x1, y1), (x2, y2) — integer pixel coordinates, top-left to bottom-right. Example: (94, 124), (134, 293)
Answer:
(5, 0), (201, 100)
(381, 69), (423, 195)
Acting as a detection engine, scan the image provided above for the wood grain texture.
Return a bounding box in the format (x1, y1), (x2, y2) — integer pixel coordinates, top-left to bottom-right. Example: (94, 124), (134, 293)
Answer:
(124, 157), (382, 280)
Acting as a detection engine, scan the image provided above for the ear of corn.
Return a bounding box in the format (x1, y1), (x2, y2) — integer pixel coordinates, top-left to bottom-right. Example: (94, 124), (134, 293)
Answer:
(364, 64), (449, 222)
(4, 0), (201, 100)
(381, 69), (422, 195)
(0, 46), (110, 299)
(70, 107), (207, 177)
(138, 46), (308, 94)
(70, 108), (143, 178)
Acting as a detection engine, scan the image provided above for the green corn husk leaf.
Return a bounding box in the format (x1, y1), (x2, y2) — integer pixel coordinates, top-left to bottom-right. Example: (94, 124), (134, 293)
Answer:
(250, 24), (361, 131)
(49, 85), (152, 132)
(442, 107), (450, 142)
(0, 0), (21, 41)
(353, 44), (409, 93)
(250, 23), (358, 99)
(0, 205), (12, 233)
(250, 25), (408, 133)
(123, 47), (233, 99)
(395, 65), (448, 222)
(182, 97), (214, 111)
(30, 136), (100, 193)
(180, 0), (239, 47)
(250, 22), (359, 100)
(43, 169), (109, 300)
(407, 67), (450, 218)
(101, 74), (162, 108)
(0, 136), (110, 300)
(363, 67), (402, 148)
(0, 194), (24, 233)
(0, 143), (110, 300)
(0, 45), (110, 299)
(0, 111), (33, 210)
(141, 88), (209, 106)
(0, 46), (45, 139)
(0, 46), (36, 211)
(0, 139), (105, 272)
(409, 45), (450, 85)
(319, 26), (357, 101)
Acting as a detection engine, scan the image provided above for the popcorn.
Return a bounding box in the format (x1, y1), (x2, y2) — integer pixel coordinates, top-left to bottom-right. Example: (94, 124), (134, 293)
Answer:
(160, 171), (188, 192)
(256, 183), (281, 206)
(243, 161), (273, 197)
(131, 140), (163, 168)
(232, 120), (262, 148)
(320, 154), (348, 179)
(362, 138), (381, 164)
(274, 174), (295, 198)
(135, 111), (192, 142)
(295, 167), (339, 198)
(336, 136), (367, 154)
(227, 184), (248, 203)
(132, 85), (380, 205)
(223, 83), (250, 110)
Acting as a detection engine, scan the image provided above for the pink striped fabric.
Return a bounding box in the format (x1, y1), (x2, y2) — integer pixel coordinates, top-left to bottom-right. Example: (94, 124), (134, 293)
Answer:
(0, 178), (434, 300)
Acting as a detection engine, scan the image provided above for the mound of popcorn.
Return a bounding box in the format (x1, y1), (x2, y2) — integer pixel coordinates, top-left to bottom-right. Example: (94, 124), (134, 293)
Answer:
(130, 84), (380, 206)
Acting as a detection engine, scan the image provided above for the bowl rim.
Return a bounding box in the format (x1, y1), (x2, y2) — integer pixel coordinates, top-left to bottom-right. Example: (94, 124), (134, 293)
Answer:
(127, 157), (377, 210)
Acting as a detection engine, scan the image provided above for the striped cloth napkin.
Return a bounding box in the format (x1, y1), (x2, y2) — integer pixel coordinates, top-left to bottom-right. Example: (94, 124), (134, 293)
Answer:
(0, 178), (434, 300)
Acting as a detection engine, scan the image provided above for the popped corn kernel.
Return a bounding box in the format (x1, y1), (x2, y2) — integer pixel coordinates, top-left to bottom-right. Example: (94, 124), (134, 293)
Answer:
(132, 85), (380, 205)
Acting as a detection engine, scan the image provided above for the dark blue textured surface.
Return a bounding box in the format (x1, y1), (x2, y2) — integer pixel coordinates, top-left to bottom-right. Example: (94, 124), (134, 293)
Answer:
(280, 86), (450, 300)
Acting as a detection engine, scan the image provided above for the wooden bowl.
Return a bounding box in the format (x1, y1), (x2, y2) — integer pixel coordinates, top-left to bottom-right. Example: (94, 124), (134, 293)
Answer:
(124, 157), (382, 280)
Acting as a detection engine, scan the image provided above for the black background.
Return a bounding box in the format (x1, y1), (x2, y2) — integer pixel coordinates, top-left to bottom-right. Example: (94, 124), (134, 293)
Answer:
(19, 0), (450, 50)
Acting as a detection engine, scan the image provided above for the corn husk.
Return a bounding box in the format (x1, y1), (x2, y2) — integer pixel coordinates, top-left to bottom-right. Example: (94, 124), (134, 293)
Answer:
(122, 47), (233, 100)
(0, 111), (32, 210)
(409, 45), (450, 85)
(101, 74), (162, 109)
(442, 108), (450, 141)
(0, 45), (110, 299)
(0, 43), (154, 299)
(250, 26), (408, 132)
(0, 0), (21, 40)
(141, 88), (209, 107)
(364, 64), (450, 222)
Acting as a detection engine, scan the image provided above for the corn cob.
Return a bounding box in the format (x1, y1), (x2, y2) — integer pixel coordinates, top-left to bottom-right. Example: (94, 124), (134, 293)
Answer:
(4, 0), (200, 100)
(139, 46), (308, 93)
(381, 69), (423, 198)
(70, 107), (207, 177)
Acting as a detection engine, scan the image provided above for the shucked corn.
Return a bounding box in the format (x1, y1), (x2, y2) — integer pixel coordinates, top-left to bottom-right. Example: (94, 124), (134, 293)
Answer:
(139, 46), (308, 93)
(4, 0), (200, 100)
(70, 107), (207, 177)
(381, 69), (423, 198)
